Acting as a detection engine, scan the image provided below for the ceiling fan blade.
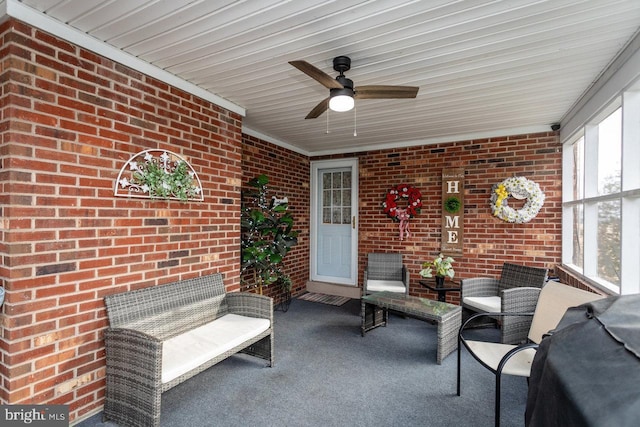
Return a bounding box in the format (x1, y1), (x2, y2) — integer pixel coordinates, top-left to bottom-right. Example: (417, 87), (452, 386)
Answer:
(305, 97), (330, 119)
(289, 60), (344, 89)
(355, 85), (419, 99)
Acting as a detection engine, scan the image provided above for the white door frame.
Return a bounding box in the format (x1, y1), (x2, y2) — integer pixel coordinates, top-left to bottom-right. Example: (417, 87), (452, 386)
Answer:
(310, 158), (359, 285)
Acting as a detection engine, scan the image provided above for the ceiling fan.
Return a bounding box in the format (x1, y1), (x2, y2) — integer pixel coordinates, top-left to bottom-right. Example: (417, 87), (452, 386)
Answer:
(289, 56), (419, 119)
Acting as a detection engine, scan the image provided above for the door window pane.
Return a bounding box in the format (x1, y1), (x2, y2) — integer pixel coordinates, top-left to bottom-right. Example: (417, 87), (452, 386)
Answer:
(323, 173), (331, 190)
(342, 207), (351, 225)
(342, 172), (351, 188)
(333, 189), (341, 206)
(323, 207), (331, 223)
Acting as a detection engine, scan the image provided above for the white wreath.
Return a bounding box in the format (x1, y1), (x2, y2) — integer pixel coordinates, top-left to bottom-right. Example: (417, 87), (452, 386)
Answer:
(490, 176), (545, 223)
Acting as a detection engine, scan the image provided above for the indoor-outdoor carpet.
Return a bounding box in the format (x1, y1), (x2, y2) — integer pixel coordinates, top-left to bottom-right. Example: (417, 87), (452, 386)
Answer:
(297, 292), (351, 306)
(77, 298), (528, 427)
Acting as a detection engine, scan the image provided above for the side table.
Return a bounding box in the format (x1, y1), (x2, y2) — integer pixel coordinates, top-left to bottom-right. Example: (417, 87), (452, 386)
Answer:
(419, 279), (461, 302)
(361, 291), (461, 364)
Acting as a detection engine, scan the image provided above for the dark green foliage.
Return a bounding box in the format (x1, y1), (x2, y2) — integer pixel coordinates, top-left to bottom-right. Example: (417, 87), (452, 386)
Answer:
(133, 158), (200, 200)
(444, 196), (462, 214)
(241, 175), (298, 293)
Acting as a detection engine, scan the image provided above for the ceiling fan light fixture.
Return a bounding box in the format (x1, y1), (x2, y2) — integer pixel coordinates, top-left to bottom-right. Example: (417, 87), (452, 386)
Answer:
(329, 88), (354, 112)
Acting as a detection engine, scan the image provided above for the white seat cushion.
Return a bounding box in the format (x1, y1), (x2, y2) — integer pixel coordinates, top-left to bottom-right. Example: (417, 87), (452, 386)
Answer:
(366, 279), (406, 293)
(465, 340), (536, 377)
(463, 296), (501, 313)
(162, 313), (270, 384)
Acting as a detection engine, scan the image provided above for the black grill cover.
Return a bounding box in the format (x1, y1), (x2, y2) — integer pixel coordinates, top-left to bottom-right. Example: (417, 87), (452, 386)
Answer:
(525, 294), (640, 427)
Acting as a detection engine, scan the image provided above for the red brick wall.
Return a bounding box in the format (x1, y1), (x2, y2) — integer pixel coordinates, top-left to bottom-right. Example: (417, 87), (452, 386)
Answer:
(0, 19), (243, 421)
(316, 132), (563, 303)
(241, 135), (310, 301)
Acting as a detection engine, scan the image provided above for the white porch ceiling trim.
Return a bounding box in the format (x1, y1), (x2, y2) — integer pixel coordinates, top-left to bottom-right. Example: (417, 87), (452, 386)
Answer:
(242, 126), (310, 156)
(2, 0), (246, 117)
(560, 30), (640, 142)
(305, 125), (552, 157)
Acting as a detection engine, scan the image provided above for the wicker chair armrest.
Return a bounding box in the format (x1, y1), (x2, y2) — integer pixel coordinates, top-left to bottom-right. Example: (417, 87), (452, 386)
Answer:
(459, 311), (534, 342)
(461, 277), (499, 298)
(500, 287), (542, 344)
(104, 328), (163, 427)
(501, 287), (542, 313)
(226, 292), (273, 320)
(402, 265), (410, 294)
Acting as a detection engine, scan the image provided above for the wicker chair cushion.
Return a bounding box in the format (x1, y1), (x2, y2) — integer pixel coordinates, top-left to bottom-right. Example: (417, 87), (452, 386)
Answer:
(162, 314), (270, 384)
(462, 296), (501, 313)
(365, 279), (406, 293)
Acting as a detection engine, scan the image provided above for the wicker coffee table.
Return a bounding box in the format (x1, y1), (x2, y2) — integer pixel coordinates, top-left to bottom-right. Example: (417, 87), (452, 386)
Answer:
(361, 291), (462, 364)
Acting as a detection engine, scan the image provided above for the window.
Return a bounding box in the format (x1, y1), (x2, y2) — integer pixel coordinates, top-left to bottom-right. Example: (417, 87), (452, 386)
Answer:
(563, 85), (640, 295)
(321, 170), (352, 225)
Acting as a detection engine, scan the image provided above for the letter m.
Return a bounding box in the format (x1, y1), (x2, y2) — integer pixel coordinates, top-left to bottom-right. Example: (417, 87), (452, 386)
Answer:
(445, 215), (459, 229)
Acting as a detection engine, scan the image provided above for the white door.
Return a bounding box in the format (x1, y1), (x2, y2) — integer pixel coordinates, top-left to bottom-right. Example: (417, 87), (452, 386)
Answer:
(310, 159), (358, 285)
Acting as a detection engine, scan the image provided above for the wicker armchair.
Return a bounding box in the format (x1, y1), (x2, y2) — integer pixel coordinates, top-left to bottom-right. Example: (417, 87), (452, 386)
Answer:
(363, 253), (409, 295)
(461, 263), (548, 344)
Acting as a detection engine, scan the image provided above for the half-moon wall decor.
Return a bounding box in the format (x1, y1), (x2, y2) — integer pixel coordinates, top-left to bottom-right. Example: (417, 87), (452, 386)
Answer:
(114, 150), (204, 201)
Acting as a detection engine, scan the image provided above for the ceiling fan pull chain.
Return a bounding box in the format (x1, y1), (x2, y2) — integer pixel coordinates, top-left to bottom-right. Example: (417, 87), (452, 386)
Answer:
(326, 108), (330, 134)
(353, 104), (357, 137)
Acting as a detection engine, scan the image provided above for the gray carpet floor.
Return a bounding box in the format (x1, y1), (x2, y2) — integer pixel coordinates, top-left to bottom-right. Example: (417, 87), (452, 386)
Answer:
(77, 298), (527, 427)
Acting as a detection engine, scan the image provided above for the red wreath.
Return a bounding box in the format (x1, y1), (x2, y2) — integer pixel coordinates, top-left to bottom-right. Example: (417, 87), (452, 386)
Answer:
(382, 184), (422, 220)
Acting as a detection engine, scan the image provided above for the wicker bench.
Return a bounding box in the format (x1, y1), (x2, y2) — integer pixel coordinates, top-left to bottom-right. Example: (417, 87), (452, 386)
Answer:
(102, 273), (273, 427)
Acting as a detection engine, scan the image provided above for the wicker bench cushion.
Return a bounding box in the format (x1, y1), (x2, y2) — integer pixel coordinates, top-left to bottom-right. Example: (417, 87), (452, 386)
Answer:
(366, 279), (406, 293)
(162, 313), (270, 384)
(463, 296), (501, 313)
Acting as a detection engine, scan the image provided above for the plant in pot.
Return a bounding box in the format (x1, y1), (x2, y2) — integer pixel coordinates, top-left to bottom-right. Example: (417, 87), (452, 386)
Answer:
(241, 174), (298, 311)
(419, 253), (455, 288)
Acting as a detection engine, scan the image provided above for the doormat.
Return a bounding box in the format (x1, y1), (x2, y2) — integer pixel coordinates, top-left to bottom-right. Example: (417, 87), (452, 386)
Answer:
(297, 292), (351, 306)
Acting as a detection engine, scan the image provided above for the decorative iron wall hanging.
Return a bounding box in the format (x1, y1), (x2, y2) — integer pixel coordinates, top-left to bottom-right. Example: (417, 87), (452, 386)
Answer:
(114, 150), (204, 201)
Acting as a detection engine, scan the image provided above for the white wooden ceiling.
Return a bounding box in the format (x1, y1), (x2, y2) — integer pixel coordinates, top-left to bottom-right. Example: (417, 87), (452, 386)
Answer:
(10, 0), (640, 155)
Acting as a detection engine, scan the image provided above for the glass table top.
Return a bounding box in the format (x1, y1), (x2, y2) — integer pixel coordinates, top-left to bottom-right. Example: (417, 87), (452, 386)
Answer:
(362, 291), (461, 317)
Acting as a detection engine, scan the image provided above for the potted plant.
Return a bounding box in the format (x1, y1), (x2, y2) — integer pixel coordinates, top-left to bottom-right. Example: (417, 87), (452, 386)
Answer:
(241, 174), (298, 310)
(419, 253), (455, 288)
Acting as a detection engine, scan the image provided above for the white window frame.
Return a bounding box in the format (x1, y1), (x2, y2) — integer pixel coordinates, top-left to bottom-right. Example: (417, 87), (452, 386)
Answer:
(562, 84), (640, 295)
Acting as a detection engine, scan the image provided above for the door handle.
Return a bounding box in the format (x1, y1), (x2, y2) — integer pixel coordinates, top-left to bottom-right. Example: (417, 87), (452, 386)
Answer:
(352, 216), (356, 229)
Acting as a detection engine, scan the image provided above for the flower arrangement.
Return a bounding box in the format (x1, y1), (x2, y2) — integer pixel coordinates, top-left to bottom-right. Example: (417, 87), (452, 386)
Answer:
(490, 176), (545, 223)
(116, 150), (203, 201)
(382, 184), (422, 220)
(419, 253), (455, 278)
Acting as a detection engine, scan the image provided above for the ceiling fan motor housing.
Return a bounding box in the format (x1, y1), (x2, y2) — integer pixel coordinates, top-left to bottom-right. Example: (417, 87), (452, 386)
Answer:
(333, 55), (351, 73)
